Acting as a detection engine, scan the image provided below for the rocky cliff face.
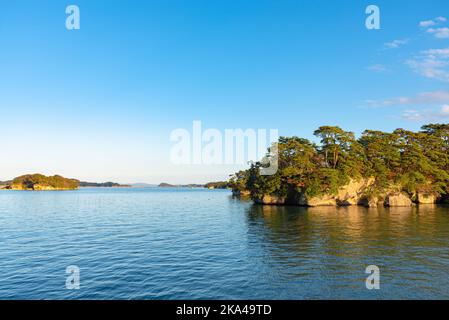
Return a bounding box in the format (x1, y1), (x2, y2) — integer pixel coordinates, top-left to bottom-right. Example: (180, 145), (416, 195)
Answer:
(232, 189), (251, 197)
(9, 184), (75, 191)
(384, 193), (413, 207)
(253, 178), (441, 207)
(297, 178), (376, 207)
(254, 194), (287, 205)
(253, 179), (375, 206)
(417, 193), (437, 204)
(358, 196), (380, 208)
(336, 178), (375, 206)
(298, 193), (336, 206)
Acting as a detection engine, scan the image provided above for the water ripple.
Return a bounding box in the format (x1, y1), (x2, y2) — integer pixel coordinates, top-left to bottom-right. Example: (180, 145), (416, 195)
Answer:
(0, 189), (448, 299)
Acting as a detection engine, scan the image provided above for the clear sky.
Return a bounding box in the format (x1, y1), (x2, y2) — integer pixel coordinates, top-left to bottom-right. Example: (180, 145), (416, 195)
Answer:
(1, 0), (449, 183)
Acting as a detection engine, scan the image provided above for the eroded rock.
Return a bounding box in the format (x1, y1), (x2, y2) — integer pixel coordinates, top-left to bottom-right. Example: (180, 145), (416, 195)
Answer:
(417, 193), (436, 204)
(384, 193), (412, 207)
(254, 194), (286, 205)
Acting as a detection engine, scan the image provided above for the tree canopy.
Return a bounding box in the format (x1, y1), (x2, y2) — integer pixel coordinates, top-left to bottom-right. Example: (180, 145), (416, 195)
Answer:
(11, 174), (79, 190)
(229, 123), (449, 201)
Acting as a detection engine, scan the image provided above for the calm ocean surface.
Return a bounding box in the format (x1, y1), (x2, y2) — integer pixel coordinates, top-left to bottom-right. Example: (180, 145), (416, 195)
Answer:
(0, 188), (448, 300)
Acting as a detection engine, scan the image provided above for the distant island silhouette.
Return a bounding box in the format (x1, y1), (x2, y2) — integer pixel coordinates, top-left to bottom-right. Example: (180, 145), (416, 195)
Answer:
(0, 174), (131, 190)
(0, 174), (229, 191)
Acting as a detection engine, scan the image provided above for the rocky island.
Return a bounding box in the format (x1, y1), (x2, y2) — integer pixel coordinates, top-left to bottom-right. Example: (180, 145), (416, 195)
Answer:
(0, 174), (131, 190)
(158, 182), (204, 188)
(229, 123), (449, 207)
(158, 182), (229, 189)
(1, 174), (80, 190)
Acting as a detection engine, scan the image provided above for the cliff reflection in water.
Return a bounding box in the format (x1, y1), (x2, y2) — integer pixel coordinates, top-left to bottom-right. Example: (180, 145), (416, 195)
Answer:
(244, 204), (449, 299)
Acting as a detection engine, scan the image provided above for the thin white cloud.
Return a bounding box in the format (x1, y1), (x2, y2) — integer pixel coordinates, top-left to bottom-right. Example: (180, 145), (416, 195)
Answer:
(383, 39), (409, 49)
(423, 48), (449, 58)
(401, 109), (426, 121)
(401, 105), (449, 121)
(419, 16), (447, 28)
(365, 90), (449, 108)
(367, 64), (387, 73)
(420, 20), (436, 28)
(406, 48), (449, 82)
(427, 27), (449, 39)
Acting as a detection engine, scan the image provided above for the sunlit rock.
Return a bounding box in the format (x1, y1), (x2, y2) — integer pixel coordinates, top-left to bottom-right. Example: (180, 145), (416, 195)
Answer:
(384, 193), (413, 207)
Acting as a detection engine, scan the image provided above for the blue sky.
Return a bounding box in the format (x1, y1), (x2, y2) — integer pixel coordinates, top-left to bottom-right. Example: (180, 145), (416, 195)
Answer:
(1, 0), (449, 183)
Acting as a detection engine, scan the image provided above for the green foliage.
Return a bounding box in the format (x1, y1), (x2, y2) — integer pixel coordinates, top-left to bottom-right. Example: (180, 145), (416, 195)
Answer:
(11, 174), (79, 190)
(230, 123), (449, 200)
(204, 181), (229, 189)
(303, 168), (342, 197)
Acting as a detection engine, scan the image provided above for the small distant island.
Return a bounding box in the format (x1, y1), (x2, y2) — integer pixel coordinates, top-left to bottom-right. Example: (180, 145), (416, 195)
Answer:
(79, 181), (131, 188)
(0, 174), (80, 191)
(158, 182), (229, 189)
(0, 174), (130, 191)
(0, 174), (229, 191)
(229, 123), (449, 207)
(158, 182), (203, 188)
